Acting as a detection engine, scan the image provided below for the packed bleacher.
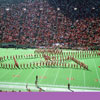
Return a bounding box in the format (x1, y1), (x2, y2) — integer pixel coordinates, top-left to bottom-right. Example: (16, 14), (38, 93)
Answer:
(0, 0), (100, 49)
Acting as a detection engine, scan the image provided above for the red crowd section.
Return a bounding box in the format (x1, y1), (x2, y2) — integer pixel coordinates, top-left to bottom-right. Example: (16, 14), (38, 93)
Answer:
(0, 0), (100, 48)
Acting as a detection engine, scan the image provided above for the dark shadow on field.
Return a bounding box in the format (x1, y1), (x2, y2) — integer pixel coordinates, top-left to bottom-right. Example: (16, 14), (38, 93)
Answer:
(35, 75), (45, 92)
(77, 57), (100, 60)
(24, 58), (36, 60)
(44, 66), (92, 72)
(0, 60), (7, 62)
(62, 66), (92, 72)
(68, 83), (74, 92)
(84, 69), (92, 72)
(68, 89), (74, 92)
(36, 85), (45, 92)
(0, 67), (35, 70)
(0, 65), (92, 72)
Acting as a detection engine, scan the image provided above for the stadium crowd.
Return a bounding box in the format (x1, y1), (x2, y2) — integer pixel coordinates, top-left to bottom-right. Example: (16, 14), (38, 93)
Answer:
(0, 0), (100, 49)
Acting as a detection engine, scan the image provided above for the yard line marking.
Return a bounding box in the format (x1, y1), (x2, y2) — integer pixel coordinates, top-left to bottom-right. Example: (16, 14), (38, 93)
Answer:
(39, 68), (48, 83)
(69, 68), (72, 83)
(24, 69), (34, 83)
(0, 84), (37, 90)
(93, 59), (100, 84)
(53, 68), (60, 85)
(83, 60), (86, 87)
(0, 84), (100, 92)
(0, 70), (11, 80)
(0, 84), (68, 92)
(0, 82), (100, 90)
(83, 69), (86, 87)
(10, 69), (24, 82)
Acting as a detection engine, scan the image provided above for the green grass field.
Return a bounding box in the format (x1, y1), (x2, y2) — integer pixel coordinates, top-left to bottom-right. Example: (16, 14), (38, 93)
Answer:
(0, 48), (100, 92)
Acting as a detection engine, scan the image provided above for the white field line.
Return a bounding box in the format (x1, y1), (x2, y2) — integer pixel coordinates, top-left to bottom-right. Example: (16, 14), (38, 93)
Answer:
(0, 84), (100, 92)
(69, 69), (72, 83)
(24, 69), (34, 83)
(53, 68), (60, 85)
(10, 70), (24, 82)
(0, 70), (11, 80)
(0, 82), (100, 90)
(83, 60), (86, 87)
(83, 69), (86, 87)
(0, 84), (37, 90)
(39, 68), (48, 83)
(93, 59), (100, 84)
